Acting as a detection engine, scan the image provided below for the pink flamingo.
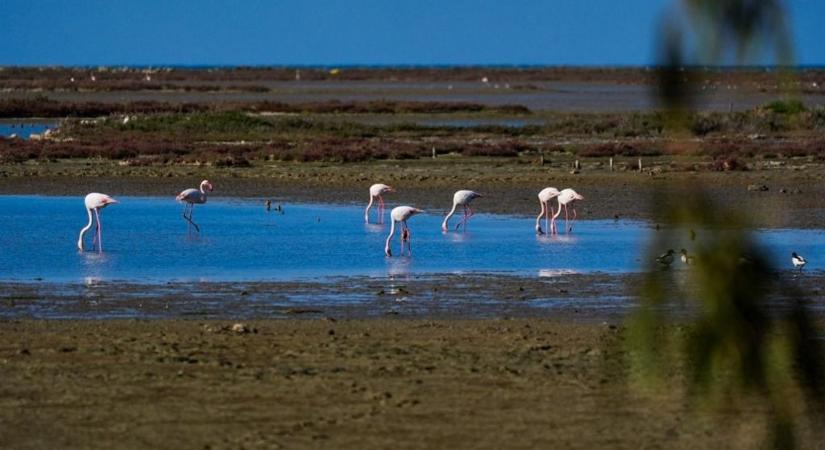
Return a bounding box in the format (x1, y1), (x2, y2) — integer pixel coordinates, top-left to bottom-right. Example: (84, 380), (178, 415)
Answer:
(442, 190), (482, 232)
(77, 193), (118, 252)
(176, 180), (213, 232)
(552, 188), (584, 233)
(535, 187), (560, 235)
(365, 183), (394, 223)
(385, 206), (424, 256)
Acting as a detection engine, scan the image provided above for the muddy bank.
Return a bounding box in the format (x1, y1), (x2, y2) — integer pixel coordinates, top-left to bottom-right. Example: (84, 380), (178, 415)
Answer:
(2, 272), (823, 321)
(2, 160), (825, 228)
(0, 318), (821, 449)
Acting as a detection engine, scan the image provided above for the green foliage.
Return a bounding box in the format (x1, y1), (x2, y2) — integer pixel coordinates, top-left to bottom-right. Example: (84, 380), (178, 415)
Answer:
(627, 192), (824, 448)
(764, 100), (807, 115)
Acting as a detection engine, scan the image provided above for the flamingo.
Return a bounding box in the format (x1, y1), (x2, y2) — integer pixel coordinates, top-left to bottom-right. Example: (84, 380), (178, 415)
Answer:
(176, 180), (213, 232)
(385, 206), (424, 257)
(77, 193), (118, 252)
(365, 183), (393, 223)
(535, 187), (560, 235)
(552, 188), (584, 233)
(442, 190), (482, 232)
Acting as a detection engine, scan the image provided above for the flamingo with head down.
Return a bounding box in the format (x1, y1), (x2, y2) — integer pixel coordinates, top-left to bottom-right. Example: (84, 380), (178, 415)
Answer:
(552, 188), (584, 233)
(442, 190), (482, 232)
(385, 206), (424, 256)
(535, 187), (560, 235)
(365, 183), (394, 224)
(78, 193), (118, 252)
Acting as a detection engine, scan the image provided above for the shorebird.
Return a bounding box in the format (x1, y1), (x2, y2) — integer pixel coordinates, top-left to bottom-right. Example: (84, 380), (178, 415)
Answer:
(792, 252), (807, 271)
(442, 190), (482, 232)
(535, 187), (560, 235)
(78, 193), (118, 252)
(385, 206), (423, 257)
(176, 180), (213, 232)
(680, 249), (695, 265)
(365, 183), (393, 224)
(552, 188), (584, 233)
(657, 249), (675, 267)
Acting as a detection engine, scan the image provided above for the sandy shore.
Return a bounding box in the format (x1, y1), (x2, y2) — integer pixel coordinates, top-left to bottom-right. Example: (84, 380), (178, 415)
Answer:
(1, 318), (820, 449)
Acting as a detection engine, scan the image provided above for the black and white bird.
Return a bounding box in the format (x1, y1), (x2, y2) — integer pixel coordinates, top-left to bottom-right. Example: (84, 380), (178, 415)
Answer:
(656, 249), (675, 267)
(680, 248), (695, 265)
(791, 252), (807, 271)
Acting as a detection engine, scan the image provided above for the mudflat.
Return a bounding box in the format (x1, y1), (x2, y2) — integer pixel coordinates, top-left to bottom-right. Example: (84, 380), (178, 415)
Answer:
(2, 318), (820, 449)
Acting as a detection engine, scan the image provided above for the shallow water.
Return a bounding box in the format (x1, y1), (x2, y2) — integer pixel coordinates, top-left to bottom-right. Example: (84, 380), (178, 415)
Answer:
(0, 195), (821, 283)
(0, 121), (56, 139)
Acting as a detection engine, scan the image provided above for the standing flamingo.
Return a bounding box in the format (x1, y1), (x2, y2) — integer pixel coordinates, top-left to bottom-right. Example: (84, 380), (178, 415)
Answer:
(77, 193), (118, 252)
(535, 187), (560, 235)
(176, 180), (213, 232)
(552, 188), (584, 233)
(385, 206), (424, 256)
(365, 183), (394, 223)
(442, 190), (482, 232)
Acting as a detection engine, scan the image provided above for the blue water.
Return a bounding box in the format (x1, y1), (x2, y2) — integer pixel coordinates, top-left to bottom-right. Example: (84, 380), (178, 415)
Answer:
(0, 195), (821, 283)
(0, 122), (56, 139)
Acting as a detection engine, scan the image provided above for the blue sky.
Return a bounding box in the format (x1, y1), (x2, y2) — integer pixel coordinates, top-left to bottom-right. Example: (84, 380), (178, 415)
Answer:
(1, 0), (823, 66)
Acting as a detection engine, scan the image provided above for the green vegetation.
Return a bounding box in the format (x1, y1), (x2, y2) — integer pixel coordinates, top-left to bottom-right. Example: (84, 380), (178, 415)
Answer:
(764, 99), (807, 115)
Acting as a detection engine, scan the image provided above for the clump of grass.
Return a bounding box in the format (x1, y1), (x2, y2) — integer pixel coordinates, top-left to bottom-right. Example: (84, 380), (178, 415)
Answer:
(764, 99), (806, 114)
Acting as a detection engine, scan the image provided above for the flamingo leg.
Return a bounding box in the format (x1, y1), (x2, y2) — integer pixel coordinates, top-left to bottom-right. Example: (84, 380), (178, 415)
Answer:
(95, 208), (103, 252)
(455, 205), (467, 231)
(544, 204), (550, 235)
(405, 225), (412, 256)
(378, 196), (385, 224)
(570, 207), (578, 232)
(564, 205), (570, 233)
(182, 203), (200, 233)
(91, 215), (99, 251)
(401, 222), (411, 256)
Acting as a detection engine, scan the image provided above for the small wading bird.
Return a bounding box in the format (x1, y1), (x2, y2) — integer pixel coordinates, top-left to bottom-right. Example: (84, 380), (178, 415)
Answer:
(442, 190), (482, 232)
(792, 252), (807, 271)
(78, 193), (118, 252)
(385, 206), (423, 257)
(552, 188), (584, 233)
(535, 187), (560, 235)
(680, 248), (695, 265)
(365, 183), (393, 224)
(657, 249), (675, 267)
(176, 180), (213, 232)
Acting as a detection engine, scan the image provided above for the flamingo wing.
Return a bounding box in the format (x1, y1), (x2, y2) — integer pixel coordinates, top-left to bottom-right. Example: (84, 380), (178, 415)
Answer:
(176, 188), (201, 203)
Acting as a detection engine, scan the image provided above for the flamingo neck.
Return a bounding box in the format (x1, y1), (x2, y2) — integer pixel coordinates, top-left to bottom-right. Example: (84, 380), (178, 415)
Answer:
(77, 208), (94, 250)
(535, 201), (546, 227)
(443, 202), (458, 229)
(365, 195), (375, 218)
(385, 219), (397, 250)
(551, 201), (564, 220)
